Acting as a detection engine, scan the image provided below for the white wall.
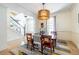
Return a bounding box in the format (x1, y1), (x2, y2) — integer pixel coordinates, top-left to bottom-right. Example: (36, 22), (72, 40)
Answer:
(0, 6), (24, 51)
(56, 4), (79, 49)
(71, 4), (79, 48)
(0, 5), (7, 51)
(56, 8), (72, 40)
(7, 8), (24, 42)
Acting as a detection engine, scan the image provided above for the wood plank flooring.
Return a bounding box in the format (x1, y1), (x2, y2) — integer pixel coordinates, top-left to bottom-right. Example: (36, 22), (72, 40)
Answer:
(0, 40), (79, 55)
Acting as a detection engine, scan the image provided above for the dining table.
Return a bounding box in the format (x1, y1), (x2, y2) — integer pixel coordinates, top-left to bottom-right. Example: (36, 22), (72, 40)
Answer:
(33, 33), (56, 54)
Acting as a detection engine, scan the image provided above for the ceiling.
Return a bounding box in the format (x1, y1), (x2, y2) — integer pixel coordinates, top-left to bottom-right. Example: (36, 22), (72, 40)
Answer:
(0, 3), (72, 16)
(18, 3), (72, 13)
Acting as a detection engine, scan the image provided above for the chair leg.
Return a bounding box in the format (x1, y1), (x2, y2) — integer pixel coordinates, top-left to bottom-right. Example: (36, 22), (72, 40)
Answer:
(30, 46), (32, 51)
(53, 46), (55, 52)
(32, 44), (34, 50)
(27, 44), (28, 48)
(50, 48), (52, 54)
(41, 46), (43, 54)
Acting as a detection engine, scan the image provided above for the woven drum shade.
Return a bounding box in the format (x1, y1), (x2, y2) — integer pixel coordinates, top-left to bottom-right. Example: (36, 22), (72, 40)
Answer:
(38, 9), (50, 20)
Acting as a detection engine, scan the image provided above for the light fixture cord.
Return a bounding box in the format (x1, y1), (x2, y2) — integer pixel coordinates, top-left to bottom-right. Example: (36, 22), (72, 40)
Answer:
(42, 3), (45, 9)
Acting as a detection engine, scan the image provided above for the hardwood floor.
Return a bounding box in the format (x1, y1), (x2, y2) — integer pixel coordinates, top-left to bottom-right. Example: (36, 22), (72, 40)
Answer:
(0, 49), (14, 55)
(67, 41), (79, 54)
(0, 40), (79, 55)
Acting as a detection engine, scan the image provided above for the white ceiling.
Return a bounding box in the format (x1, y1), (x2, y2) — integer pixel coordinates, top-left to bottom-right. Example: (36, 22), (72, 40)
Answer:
(18, 3), (72, 13)
(0, 3), (72, 16)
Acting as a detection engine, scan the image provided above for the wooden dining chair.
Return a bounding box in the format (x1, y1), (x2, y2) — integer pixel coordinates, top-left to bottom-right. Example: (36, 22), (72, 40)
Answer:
(26, 33), (34, 50)
(40, 35), (54, 54)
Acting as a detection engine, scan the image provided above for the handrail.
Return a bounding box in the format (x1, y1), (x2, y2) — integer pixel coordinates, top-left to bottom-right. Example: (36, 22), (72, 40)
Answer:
(10, 16), (24, 28)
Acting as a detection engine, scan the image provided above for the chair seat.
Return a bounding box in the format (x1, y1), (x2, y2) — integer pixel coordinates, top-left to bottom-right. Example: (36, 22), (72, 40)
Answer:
(43, 42), (51, 48)
(40, 35), (54, 54)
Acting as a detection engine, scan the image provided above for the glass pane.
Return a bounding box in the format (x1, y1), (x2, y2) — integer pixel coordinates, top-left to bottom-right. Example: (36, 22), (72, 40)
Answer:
(47, 17), (55, 37)
(26, 16), (35, 34)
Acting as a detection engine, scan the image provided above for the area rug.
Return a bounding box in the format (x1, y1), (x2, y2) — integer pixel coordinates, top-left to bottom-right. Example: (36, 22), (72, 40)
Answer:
(10, 41), (70, 55)
(20, 40), (71, 55)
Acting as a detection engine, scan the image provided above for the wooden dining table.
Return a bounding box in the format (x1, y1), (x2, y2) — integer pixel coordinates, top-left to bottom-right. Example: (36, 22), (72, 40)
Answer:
(33, 34), (56, 54)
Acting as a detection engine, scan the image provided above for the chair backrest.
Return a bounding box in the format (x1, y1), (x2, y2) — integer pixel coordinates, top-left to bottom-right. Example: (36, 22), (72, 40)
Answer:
(41, 35), (51, 41)
(40, 35), (52, 47)
(26, 33), (33, 45)
(26, 33), (32, 40)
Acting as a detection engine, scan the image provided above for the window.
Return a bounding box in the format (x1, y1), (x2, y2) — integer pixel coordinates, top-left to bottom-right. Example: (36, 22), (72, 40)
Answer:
(26, 16), (35, 34)
(47, 17), (56, 38)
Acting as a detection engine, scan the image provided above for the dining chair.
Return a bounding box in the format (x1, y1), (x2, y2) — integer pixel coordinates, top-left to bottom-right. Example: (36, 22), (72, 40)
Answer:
(40, 35), (54, 54)
(26, 33), (34, 50)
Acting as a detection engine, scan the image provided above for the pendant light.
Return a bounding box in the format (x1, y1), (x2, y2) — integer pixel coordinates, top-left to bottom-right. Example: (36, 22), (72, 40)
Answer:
(38, 3), (50, 20)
